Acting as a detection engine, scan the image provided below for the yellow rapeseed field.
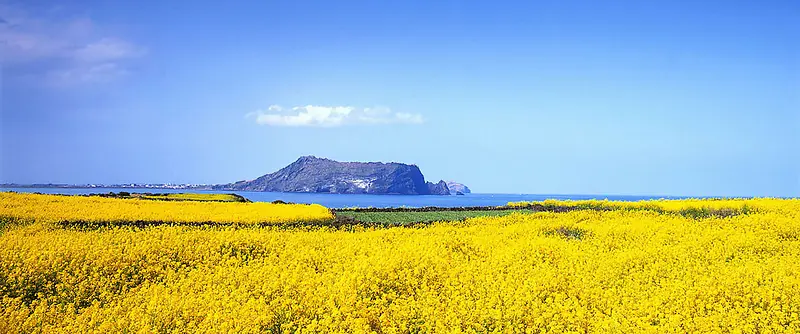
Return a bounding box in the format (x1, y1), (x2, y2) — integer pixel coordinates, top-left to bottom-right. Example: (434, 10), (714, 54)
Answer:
(1, 194), (800, 332)
(0, 192), (333, 225)
(507, 198), (796, 214)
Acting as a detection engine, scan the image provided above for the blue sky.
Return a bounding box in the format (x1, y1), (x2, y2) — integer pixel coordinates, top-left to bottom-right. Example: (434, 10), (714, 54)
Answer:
(1, 0), (798, 196)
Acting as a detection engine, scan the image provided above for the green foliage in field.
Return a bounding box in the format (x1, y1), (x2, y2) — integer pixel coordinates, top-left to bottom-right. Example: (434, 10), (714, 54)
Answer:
(336, 209), (524, 224)
(92, 192), (248, 202)
(138, 193), (246, 202)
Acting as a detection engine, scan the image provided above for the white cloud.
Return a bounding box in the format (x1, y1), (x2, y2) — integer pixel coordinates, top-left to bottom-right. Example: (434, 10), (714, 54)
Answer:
(247, 105), (424, 127)
(0, 4), (145, 86)
(71, 38), (146, 63)
(47, 63), (130, 85)
(395, 112), (424, 124)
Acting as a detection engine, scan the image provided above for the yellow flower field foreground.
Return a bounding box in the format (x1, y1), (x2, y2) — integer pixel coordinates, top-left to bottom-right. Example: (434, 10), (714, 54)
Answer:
(1, 197), (800, 332)
(508, 197), (799, 215)
(0, 192), (333, 225)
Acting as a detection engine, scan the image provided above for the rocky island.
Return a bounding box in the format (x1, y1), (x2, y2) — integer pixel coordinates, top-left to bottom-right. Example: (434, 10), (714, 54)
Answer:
(1, 156), (471, 196)
(212, 156), (453, 195)
(446, 181), (471, 195)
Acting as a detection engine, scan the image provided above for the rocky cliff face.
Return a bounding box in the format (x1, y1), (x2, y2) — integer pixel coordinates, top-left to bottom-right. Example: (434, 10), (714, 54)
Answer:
(213, 156), (450, 195)
(426, 180), (450, 195)
(446, 181), (471, 194)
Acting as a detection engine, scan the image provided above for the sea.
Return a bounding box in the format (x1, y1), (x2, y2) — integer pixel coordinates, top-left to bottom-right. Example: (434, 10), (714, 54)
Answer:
(0, 187), (693, 209)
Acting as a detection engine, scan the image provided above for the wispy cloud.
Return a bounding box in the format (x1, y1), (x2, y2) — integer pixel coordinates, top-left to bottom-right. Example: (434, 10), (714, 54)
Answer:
(246, 105), (424, 127)
(71, 38), (145, 63)
(46, 63), (131, 86)
(0, 4), (146, 86)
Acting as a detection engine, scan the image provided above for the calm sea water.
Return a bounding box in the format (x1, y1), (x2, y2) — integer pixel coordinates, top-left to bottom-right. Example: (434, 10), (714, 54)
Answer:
(0, 187), (692, 208)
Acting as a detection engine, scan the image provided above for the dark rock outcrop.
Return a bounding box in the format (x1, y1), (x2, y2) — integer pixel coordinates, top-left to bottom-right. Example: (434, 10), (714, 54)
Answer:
(446, 181), (471, 194)
(426, 180), (450, 195)
(213, 156), (450, 195)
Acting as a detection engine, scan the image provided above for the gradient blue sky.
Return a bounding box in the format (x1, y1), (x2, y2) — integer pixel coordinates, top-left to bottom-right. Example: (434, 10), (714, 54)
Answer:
(1, 0), (798, 196)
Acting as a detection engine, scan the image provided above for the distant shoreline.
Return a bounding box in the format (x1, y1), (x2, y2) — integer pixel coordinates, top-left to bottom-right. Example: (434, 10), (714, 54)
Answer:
(0, 183), (209, 190)
(2, 184), (771, 201)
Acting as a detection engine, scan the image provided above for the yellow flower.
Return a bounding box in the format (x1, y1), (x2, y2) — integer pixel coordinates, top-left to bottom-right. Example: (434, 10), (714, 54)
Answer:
(2, 195), (800, 332)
